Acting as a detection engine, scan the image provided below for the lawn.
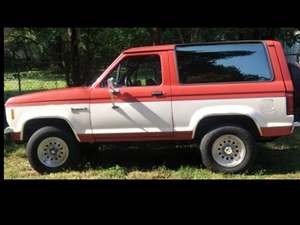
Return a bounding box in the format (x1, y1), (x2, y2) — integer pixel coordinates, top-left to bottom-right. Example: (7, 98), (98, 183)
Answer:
(4, 128), (300, 179)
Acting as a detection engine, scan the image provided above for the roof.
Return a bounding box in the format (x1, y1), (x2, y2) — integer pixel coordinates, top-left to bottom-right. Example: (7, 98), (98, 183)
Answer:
(176, 40), (267, 47)
(124, 44), (175, 53)
(123, 40), (271, 54)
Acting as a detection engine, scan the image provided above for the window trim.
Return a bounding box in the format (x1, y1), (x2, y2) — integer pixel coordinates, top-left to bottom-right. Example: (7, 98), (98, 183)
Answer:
(174, 42), (275, 86)
(99, 53), (164, 88)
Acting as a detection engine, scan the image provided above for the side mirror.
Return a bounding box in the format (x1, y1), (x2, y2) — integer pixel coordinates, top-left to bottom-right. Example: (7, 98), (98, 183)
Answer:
(107, 77), (114, 89)
(107, 77), (119, 109)
(107, 77), (120, 95)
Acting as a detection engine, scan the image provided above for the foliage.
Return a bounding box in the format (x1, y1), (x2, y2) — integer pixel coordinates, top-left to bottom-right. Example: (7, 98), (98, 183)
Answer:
(4, 27), (299, 86)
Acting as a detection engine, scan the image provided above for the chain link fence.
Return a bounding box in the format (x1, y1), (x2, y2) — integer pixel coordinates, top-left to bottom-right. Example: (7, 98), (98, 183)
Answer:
(4, 70), (67, 102)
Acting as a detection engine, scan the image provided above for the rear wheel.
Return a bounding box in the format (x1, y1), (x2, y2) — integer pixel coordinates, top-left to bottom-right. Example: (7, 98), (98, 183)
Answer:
(26, 126), (80, 174)
(200, 126), (256, 173)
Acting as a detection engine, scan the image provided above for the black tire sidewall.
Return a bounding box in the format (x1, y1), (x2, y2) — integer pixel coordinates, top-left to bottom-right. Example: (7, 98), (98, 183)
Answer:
(200, 126), (256, 174)
(26, 126), (80, 174)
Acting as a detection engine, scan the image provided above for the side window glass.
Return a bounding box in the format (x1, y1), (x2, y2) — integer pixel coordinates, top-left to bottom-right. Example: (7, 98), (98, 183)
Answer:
(101, 55), (162, 87)
(176, 43), (273, 84)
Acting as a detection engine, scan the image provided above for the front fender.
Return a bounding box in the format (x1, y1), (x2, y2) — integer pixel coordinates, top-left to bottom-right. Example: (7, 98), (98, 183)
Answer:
(12, 104), (90, 141)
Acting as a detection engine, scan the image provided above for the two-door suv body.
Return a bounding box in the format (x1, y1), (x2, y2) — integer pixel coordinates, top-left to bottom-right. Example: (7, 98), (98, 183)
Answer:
(5, 40), (295, 173)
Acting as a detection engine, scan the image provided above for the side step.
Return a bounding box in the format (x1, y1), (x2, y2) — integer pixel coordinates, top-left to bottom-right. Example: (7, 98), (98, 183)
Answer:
(295, 122), (300, 127)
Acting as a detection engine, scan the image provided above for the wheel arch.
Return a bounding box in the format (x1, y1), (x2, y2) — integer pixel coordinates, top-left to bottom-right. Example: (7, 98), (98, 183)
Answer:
(193, 114), (262, 140)
(22, 117), (80, 142)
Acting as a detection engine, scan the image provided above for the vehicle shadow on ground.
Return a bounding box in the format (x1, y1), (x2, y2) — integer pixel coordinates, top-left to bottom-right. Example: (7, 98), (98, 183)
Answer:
(81, 141), (300, 175)
(252, 144), (300, 175)
(82, 144), (204, 171)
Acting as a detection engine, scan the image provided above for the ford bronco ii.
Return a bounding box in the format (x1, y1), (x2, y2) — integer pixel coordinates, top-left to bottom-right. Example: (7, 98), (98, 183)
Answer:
(5, 40), (296, 174)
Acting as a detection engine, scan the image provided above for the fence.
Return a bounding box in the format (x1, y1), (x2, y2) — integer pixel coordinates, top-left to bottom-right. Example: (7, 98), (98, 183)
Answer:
(4, 70), (67, 102)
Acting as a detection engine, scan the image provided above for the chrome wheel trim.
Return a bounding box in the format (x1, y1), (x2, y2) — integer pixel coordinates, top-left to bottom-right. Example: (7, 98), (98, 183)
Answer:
(37, 137), (69, 168)
(211, 134), (246, 168)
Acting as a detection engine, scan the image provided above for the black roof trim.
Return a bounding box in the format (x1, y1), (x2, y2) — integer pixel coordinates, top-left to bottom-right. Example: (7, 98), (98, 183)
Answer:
(175, 40), (265, 48)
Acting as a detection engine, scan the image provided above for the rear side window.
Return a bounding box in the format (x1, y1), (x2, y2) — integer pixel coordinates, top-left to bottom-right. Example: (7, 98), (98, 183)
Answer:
(176, 43), (273, 84)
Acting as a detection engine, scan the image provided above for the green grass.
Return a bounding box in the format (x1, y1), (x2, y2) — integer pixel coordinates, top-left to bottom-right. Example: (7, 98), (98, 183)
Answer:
(4, 78), (66, 92)
(4, 128), (300, 179)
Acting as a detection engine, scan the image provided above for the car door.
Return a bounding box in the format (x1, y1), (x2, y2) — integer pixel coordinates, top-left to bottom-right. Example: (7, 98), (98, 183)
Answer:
(89, 51), (173, 141)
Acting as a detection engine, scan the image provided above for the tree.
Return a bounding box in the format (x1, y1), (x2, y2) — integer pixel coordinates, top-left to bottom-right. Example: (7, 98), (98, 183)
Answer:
(150, 27), (162, 45)
(69, 28), (81, 86)
(4, 27), (300, 87)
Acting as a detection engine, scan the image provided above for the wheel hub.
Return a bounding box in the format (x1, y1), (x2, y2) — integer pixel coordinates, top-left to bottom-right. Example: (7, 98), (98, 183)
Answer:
(49, 146), (59, 155)
(37, 137), (69, 168)
(211, 134), (247, 168)
(223, 145), (233, 155)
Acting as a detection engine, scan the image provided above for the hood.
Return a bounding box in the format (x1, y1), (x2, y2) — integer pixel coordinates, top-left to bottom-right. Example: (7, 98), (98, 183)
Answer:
(5, 87), (91, 107)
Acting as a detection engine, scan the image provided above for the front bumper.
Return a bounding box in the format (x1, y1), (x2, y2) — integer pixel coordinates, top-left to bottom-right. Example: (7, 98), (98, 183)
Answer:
(4, 127), (21, 142)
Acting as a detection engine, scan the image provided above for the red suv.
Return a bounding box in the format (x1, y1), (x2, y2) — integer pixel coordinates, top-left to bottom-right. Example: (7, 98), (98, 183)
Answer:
(5, 40), (296, 174)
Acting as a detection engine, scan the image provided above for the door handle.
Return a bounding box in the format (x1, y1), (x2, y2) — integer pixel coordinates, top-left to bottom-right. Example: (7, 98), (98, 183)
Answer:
(151, 91), (164, 96)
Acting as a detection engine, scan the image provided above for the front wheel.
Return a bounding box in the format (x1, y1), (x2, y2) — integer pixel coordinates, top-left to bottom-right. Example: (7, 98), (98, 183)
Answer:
(26, 126), (80, 174)
(200, 126), (256, 174)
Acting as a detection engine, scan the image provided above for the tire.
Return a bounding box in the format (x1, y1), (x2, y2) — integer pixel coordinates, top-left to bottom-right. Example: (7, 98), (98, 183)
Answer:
(26, 126), (80, 174)
(200, 126), (256, 174)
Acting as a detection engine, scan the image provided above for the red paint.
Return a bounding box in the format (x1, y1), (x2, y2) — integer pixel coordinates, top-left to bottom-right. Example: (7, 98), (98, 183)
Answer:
(77, 134), (94, 142)
(267, 41), (294, 93)
(286, 93), (294, 115)
(9, 132), (21, 141)
(261, 126), (293, 137)
(5, 87), (90, 107)
(5, 100), (89, 107)
(124, 44), (175, 54)
(173, 131), (193, 140)
(170, 86), (286, 101)
(78, 126), (293, 142)
(5, 93), (287, 107)
(78, 131), (193, 143)
(5, 41), (293, 109)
